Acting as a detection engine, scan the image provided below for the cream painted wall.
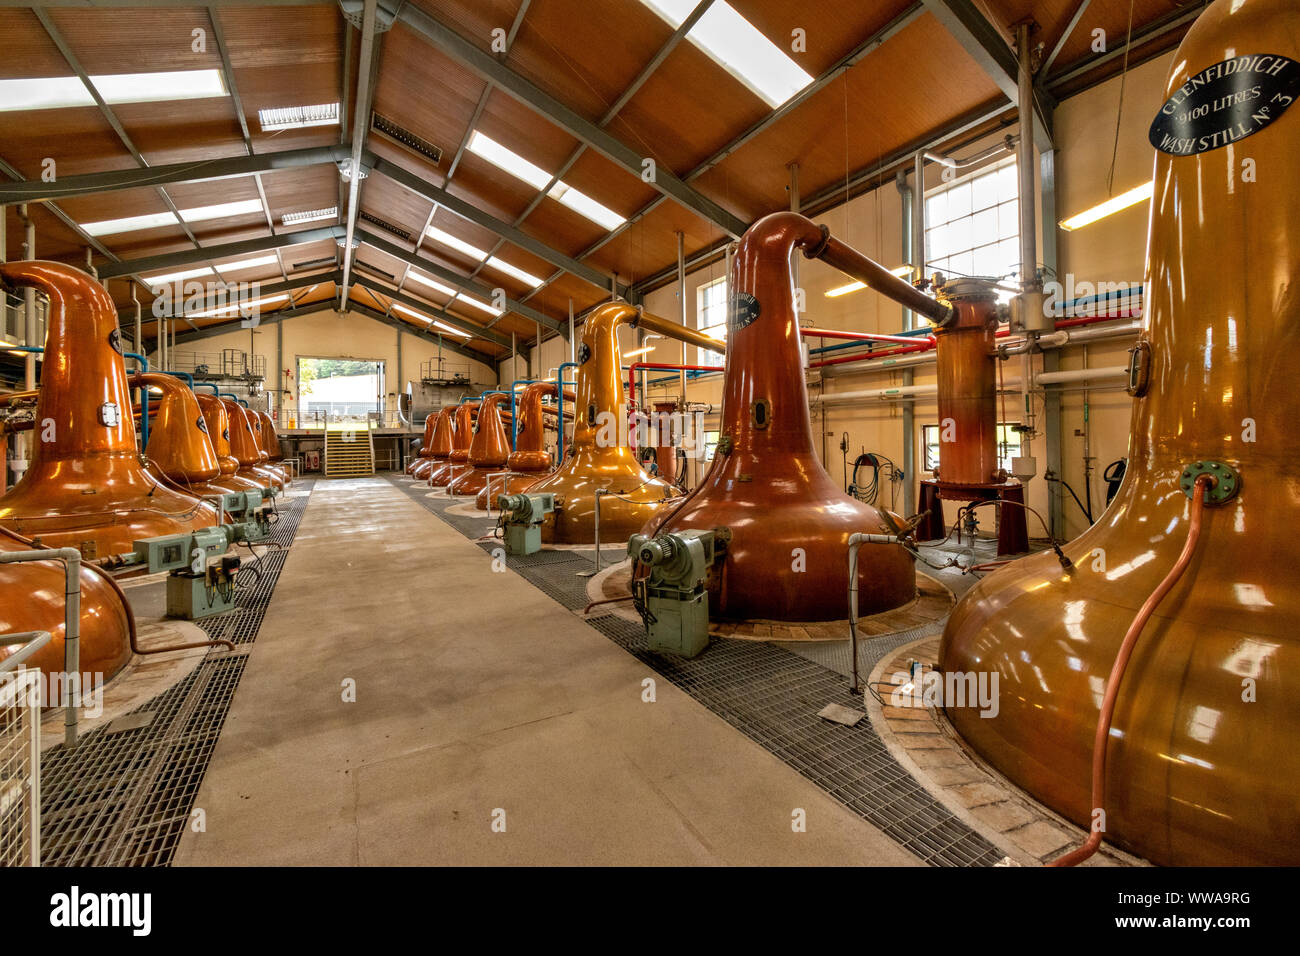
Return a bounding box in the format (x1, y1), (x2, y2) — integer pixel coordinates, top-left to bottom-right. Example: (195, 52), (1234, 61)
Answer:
(174, 308), (497, 420)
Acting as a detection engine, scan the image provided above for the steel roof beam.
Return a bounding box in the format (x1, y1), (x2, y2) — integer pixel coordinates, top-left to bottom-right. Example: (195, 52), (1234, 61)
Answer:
(346, 298), (499, 366)
(346, 272), (512, 349)
(364, 0), (748, 239)
(145, 270), (339, 323)
(919, 0), (1054, 150)
(364, 151), (625, 297)
(0, 145), (351, 206)
(98, 226), (344, 280)
(355, 227), (560, 336)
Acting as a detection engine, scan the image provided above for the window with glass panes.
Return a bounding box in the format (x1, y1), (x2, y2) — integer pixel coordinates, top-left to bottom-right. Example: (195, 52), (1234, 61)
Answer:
(924, 422), (1023, 473)
(696, 275), (727, 365)
(925, 158), (1020, 298)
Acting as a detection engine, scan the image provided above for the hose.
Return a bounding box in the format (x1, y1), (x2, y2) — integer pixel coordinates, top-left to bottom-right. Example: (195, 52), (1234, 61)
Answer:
(1051, 474), (1212, 867)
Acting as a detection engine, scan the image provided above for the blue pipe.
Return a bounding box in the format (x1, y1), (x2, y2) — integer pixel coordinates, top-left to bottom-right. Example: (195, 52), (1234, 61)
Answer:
(123, 353), (152, 446)
(161, 370), (193, 388)
(219, 391), (248, 407)
(508, 379), (541, 450)
(556, 362), (579, 462)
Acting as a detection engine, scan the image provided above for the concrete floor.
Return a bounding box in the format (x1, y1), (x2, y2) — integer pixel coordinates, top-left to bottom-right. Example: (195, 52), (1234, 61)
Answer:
(175, 477), (919, 866)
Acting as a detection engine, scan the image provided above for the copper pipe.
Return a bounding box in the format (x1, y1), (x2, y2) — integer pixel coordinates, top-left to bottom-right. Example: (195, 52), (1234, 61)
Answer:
(629, 308), (726, 354)
(807, 229), (954, 326)
(1051, 475), (1213, 867)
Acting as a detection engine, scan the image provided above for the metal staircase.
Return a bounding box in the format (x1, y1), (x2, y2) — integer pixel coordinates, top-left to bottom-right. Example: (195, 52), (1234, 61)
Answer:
(324, 427), (375, 478)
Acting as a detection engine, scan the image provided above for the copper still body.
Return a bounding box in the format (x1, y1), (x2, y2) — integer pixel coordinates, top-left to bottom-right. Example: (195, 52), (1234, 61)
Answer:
(129, 373), (232, 500)
(448, 393), (510, 496)
(0, 260), (216, 557)
(932, 283), (1003, 486)
(940, 0), (1300, 865)
(196, 393), (264, 493)
(527, 302), (680, 543)
(646, 213), (917, 620)
(651, 400), (680, 484)
(433, 401), (478, 487)
(474, 382), (569, 509)
(407, 413), (436, 476)
(415, 406), (455, 482)
(223, 399), (284, 491)
(0, 526), (133, 682)
(256, 410), (289, 485)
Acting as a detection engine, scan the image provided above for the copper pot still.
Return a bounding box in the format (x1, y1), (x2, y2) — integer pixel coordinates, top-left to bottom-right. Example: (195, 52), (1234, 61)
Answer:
(433, 401), (478, 487)
(256, 410), (289, 485)
(941, 0), (1300, 866)
(526, 302), (680, 544)
(474, 382), (571, 509)
(196, 392), (265, 493)
(0, 260), (216, 558)
(447, 393), (511, 496)
(0, 526), (133, 682)
(646, 213), (915, 621)
(407, 412), (436, 475)
(415, 406), (455, 482)
(932, 280), (1003, 487)
(222, 398), (284, 491)
(130, 372), (236, 500)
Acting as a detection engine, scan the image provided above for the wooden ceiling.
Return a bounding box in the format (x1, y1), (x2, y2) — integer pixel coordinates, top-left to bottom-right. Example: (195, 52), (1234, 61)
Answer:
(0, 0), (1200, 361)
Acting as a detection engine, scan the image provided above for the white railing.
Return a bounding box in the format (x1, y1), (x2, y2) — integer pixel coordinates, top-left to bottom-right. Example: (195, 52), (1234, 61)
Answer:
(0, 631), (50, 868)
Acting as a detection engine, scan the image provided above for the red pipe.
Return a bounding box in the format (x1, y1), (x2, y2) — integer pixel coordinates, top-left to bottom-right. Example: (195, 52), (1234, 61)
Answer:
(1051, 474), (1212, 867)
(799, 327), (935, 346)
(810, 342), (933, 368)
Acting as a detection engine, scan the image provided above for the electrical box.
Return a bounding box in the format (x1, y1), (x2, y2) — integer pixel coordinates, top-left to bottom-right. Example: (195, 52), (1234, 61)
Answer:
(498, 492), (555, 556)
(627, 529), (718, 658)
(165, 556), (241, 620)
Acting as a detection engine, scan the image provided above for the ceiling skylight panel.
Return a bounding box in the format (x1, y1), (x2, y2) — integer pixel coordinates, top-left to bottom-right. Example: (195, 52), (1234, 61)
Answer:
(424, 226), (544, 287)
(0, 69), (227, 112)
(640, 0), (813, 108)
(468, 131), (626, 230)
(406, 271), (503, 316)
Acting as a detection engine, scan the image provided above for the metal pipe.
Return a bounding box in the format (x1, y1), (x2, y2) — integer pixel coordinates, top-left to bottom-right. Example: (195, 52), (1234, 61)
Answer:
(130, 280), (141, 356)
(1035, 366), (1128, 386)
(676, 231), (687, 399)
(847, 531), (903, 693)
(0, 630), (51, 674)
(1016, 21), (1039, 293)
(556, 361), (578, 461)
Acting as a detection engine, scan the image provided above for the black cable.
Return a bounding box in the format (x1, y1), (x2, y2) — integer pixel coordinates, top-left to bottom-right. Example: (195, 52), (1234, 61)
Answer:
(1046, 473), (1093, 524)
(1103, 458), (1127, 505)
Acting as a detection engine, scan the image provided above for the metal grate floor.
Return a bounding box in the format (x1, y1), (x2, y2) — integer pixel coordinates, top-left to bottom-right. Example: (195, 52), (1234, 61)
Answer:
(385, 473), (1004, 867)
(37, 481), (315, 866)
